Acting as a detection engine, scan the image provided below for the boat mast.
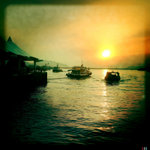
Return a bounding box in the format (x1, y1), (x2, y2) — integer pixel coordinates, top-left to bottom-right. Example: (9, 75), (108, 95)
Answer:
(81, 56), (83, 66)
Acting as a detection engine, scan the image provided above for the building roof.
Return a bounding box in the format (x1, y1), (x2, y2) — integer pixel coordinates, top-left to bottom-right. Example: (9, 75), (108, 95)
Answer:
(5, 36), (42, 61)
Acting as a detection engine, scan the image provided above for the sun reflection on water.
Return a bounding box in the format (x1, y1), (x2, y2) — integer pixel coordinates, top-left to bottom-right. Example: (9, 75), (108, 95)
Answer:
(102, 88), (107, 97)
(103, 69), (108, 78)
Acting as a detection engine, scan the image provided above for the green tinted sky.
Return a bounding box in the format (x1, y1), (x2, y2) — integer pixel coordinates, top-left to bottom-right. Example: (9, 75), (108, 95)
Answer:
(5, 0), (150, 67)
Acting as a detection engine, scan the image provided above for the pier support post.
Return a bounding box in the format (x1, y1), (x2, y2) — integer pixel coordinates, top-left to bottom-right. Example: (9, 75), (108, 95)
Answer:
(34, 60), (36, 72)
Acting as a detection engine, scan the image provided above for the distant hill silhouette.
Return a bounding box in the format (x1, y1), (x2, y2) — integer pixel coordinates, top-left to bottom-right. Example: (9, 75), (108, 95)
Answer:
(36, 60), (68, 67)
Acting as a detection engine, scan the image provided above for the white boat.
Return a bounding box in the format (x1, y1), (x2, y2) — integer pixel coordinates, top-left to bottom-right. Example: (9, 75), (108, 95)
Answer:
(66, 64), (92, 79)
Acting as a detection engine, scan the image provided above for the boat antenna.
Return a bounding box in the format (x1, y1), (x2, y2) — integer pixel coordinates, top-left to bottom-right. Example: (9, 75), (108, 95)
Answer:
(81, 56), (83, 65)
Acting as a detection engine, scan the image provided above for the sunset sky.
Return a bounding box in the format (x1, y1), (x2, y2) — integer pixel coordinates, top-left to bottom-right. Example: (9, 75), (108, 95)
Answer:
(5, 0), (150, 68)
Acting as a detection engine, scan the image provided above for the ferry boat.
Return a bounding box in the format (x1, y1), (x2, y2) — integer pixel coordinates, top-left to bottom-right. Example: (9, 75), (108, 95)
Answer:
(53, 65), (63, 72)
(105, 71), (120, 82)
(66, 64), (92, 79)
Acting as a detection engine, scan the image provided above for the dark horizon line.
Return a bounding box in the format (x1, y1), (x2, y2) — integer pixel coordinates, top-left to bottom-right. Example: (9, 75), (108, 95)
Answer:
(61, 67), (143, 70)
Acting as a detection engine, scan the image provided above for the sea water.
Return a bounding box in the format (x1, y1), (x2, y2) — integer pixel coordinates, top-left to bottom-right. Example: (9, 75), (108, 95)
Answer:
(10, 69), (146, 145)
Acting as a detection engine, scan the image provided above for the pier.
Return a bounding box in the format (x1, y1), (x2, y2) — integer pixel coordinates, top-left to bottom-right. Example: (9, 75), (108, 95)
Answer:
(0, 37), (47, 88)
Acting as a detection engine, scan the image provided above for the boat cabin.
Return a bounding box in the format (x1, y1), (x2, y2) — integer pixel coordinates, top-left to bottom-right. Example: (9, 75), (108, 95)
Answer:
(66, 64), (92, 78)
(105, 71), (120, 81)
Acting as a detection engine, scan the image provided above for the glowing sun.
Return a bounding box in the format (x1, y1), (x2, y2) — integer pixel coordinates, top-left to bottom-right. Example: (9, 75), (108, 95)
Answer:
(102, 50), (110, 58)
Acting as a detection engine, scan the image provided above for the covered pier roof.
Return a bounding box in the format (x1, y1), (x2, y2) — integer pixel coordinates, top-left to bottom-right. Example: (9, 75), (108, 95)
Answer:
(5, 36), (42, 62)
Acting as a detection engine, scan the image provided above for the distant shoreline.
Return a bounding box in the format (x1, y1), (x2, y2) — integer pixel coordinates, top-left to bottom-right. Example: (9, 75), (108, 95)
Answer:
(90, 68), (138, 70)
(90, 68), (149, 71)
(61, 67), (149, 71)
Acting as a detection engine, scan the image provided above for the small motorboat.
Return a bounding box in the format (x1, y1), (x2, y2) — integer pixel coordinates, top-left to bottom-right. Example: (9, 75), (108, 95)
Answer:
(66, 64), (92, 79)
(105, 71), (120, 82)
(53, 65), (63, 72)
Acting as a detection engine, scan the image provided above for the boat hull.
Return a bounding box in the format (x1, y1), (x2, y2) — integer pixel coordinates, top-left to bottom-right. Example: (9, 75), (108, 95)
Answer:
(105, 76), (120, 82)
(66, 73), (91, 79)
(53, 69), (63, 72)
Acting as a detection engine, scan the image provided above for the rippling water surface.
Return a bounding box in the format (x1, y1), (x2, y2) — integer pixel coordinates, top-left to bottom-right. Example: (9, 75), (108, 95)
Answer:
(11, 69), (146, 145)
